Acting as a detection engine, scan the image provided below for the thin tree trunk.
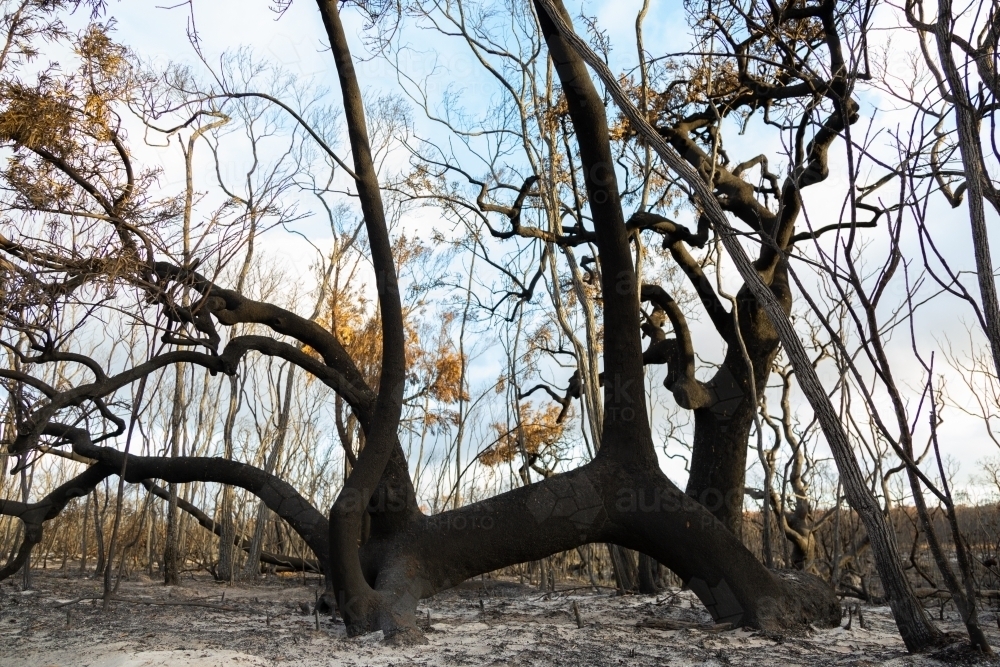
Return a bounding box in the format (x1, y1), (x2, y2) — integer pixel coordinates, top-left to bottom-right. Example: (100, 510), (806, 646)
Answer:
(80, 492), (90, 575)
(931, 0), (1000, 382)
(452, 252), (475, 510)
(103, 376), (145, 609)
(19, 466), (31, 590)
(240, 367), (296, 581)
(92, 488), (106, 577)
(164, 364), (186, 586)
(217, 375), (240, 583)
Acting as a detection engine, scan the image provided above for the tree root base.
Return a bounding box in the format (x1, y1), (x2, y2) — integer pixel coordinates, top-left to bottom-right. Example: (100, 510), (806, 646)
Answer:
(383, 626), (429, 646)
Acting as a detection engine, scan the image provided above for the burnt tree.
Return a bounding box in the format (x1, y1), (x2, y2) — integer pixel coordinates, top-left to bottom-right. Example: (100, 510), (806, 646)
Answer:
(0, 0), (847, 644)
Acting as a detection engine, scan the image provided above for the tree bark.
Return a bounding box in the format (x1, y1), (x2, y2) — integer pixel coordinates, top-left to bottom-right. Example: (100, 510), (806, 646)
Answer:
(359, 460), (840, 631)
(638, 552), (659, 595)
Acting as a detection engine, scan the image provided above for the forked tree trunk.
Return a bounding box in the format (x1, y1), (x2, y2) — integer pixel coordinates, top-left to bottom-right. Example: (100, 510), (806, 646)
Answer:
(305, 0), (841, 641)
(0, 0), (854, 649)
(534, 0), (942, 649)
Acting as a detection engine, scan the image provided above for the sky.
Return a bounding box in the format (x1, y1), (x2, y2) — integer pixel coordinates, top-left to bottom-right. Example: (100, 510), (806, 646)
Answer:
(42, 0), (1000, 503)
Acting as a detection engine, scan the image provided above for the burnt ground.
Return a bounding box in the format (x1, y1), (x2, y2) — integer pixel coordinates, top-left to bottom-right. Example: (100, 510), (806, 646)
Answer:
(1, 568), (997, 666)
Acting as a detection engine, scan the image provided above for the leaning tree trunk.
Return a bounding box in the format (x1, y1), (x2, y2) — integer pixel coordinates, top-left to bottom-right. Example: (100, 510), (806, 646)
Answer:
(931, 0), (1000, 384)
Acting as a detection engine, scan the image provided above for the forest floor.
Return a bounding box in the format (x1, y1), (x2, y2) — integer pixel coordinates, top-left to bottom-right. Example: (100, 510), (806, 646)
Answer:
(1, 569), (997, 666)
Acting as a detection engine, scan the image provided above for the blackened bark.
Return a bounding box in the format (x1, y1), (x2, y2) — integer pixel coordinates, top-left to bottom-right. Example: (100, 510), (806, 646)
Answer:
(0, 0), (863, 646)
(0, 464), (114, 581)
(359, 460), (840, 630)
(315, 0), (418, 639)
(687, 277), (790, 536)
(638, 553), (659, 595)
(47, 425), (331, 568)
(535, 1), (653, 465)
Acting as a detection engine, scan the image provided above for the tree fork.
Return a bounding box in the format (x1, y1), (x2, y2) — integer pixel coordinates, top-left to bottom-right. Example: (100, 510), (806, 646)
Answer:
(532, 0), (942, 650)
(316, 0), (410, 638)
(359, 460), (841, 631)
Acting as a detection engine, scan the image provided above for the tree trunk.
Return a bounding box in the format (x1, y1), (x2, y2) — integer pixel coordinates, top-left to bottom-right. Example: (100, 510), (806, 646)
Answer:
(164, 364), (185, 586)
(240, 367), (296, 581)
(534, 0), (943, 650)
(217, 375), (241, 583)
(687, 324), (782, 537)
(608, 545), (638, 593)
(359, 460), (841, 633)
(19, 467), (31, 590)
(638, 553), (659, 594)
(79, 492), (89, 575)
(92, 488), (105, 577)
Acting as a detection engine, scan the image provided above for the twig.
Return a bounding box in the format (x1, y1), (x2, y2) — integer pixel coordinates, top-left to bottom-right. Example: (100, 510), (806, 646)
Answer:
(56, 595), (245, 612)
(636, 618), (734, 633)
(531, 585), (615, 600)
